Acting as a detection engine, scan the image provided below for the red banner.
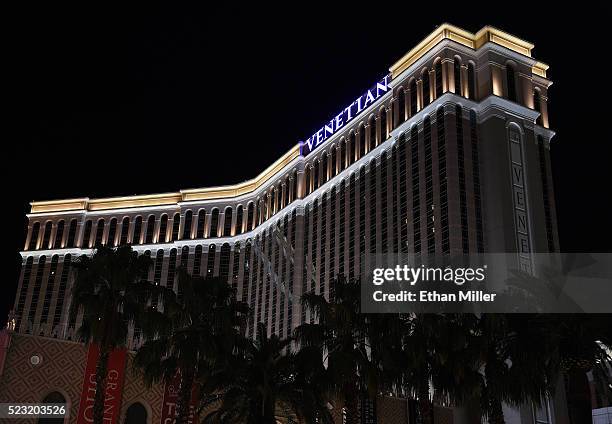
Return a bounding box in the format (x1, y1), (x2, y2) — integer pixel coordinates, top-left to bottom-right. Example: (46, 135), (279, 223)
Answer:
(160, 370), (199, 424)
(77, 344), (127, 424)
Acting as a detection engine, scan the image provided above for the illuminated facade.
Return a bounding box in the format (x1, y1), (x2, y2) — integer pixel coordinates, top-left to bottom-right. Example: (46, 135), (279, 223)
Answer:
(3, 24), (563, 423)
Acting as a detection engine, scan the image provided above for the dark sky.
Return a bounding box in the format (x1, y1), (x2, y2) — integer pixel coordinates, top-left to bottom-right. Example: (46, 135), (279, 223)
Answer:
(4, 4), (611, 320)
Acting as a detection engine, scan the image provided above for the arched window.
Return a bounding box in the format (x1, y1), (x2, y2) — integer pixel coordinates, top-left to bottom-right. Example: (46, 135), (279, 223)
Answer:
(247, 202), (255, 230)
(42, 221), (53, 249)
(304, 166), (311, 196)
(145, 215), (156, 244)
(339, 142), (346, 172)
(82, 220), (93, 247)
(39, 391), (67, 424)
(454, 58), (462, 94)
(349, 132), (357, 163)
(359, 123), (366, 158)
(397, 89), (406, 125)
(321, 152), (329, 184)
(158, 214), (168, 243)
(193, 245), (203, 276)
(368, 116), (376, 150)
(313, 160), (320, 191)
(467, 62), (476, 100)
(132, 216), (143, 244)
(380, 108), (387, 142)
(292, 170), (298, 201)
(219, 243), (231, 282)
(223, 207), (233, 237)
(422, 69), (430, 107)
(207, 244), (216, 276)
(409, 78), (418, 116)
(182, 210), (193, 240)
(123, 402), (147, 424)
(107, 218), (117, 247)
(119, 217), (130, 245)
(331, 147), (337, 177)
(95, 219), (105, 246)
(235, 205), (244, 235)
(534, 88), (542, 125)
(196, 209), (206, 238)
(67, 219), (77, 248)
(506, 63), (517, 102)
(171, 213), (180, 241)
(435, 60), (443, 98)
(210, 209), (219, 237)
(54, 220), (64, 248)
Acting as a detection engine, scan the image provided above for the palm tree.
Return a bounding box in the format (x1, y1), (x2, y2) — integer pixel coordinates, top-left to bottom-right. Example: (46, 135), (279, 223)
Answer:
(134, 268), (247, 424)
(69, 244), (160, 424)
(200, 323), (331, 424)
(476, 314), (560, 424)
(295, 276), (380, 424)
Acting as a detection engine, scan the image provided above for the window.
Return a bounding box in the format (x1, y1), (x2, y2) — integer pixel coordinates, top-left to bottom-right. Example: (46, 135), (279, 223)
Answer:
(207, 244), (216, 276)
(193, 245), (203, 276)
(437, 108), (449, 254)
(107, 218), (117, 247)
(42, 221), (53, 249)
(210, 209), (219, 238)
(219, 243), (231, 282)
(171, 213), (180, 241)
(119, 217), (130, 245)
(368, 116), (376, 150)
(167, 249), (177, 289)
(506, 63), (517, 102)
(422, 69), (430, 107)
(409, 79), (418, 116)
(52, 254), (71, 335)
(456, 105), (469, 253)
(247, 202), (255, 231)
(196, 209), (206, 238)
(235, 205), (244, 235)
(145, 215), (155, 244)
(359, 123), (366, 157)
(53, 221), (64, 248)
(182, 210), (193, 240)
(132, 217), (143, 244)
(454, 58), (462, 94)
(339, 142), (346, 172)
(158, 214), (168, 243)
(411, 126), (421, 254)
(67, 219), (77, 248)
(321, 152), (329, 185)
(29, 223), (40, 250)
(349, 132), (356, 163)
(95, 219), (105, 246)
(39, 392), (67, 424)
(397, 89), (406, 125)
(304, 166), (311, 196)
(434, 60), (443, 98)
(331, 147), (337, 177)
(123, 402), (147, 424)
(313, 160), (319, 191)
(223, 207), (233, 236)
(467, 62), (476, 100)
(82, 220), (93, 248)
(380, 108), (387, 142)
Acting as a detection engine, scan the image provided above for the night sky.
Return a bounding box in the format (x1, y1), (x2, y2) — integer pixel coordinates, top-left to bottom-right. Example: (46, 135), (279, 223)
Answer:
(4, 4), (611, 320)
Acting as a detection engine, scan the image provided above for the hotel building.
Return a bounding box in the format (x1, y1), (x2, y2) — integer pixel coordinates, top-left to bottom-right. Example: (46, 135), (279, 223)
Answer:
(1, 24), (565, 424)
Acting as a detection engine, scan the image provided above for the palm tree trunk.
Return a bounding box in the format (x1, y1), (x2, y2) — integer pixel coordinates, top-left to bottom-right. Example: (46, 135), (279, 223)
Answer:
(487, 395), (505, 424)
(176, 369), (195, 424)
(418, 375), (434, 424)
(344, 389), (360, 424)
(93, 345), (110, 424)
